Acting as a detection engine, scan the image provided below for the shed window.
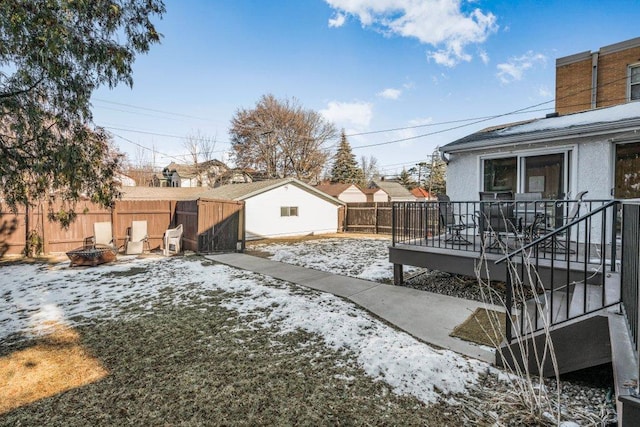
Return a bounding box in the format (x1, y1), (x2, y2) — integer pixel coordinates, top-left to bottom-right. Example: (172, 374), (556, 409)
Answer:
(280, 206), (298, 217)
(631, 64), (640, 101)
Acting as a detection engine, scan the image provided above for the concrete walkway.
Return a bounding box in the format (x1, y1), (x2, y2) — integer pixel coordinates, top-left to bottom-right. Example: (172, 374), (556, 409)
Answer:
(207, 253), (502, 363)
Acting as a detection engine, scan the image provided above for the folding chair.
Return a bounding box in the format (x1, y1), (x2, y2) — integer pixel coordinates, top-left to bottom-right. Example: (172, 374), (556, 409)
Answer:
(125, 220), (150, 255)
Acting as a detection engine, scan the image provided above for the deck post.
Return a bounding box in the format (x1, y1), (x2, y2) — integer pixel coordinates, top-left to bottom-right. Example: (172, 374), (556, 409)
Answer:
(393, 263), (403, 285)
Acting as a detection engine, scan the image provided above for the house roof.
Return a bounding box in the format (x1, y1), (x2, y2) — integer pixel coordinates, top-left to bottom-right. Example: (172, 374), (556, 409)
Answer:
(120, 186), (208, 201)
(198, 178), (345, 205)
(314, 182), (359, 197)
(164, 160), (227, 178)
(410, 187), (433, 199)
(441, 102), (640, 153)
(369, 180), (414, 198)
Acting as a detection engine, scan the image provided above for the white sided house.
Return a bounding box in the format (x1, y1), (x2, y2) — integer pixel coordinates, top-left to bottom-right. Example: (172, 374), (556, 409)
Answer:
(315, 183), (367, 203)
(201, 178), (345, 240)
(440, 102), (640, 202)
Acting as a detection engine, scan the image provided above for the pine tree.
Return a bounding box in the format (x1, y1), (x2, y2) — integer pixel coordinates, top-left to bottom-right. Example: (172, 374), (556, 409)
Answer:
(397, 168), (417, 189)
(330, 130), (364, 184)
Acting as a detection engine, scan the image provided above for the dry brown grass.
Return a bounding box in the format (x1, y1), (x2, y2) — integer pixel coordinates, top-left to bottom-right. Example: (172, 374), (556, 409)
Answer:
(0, 323), (107, 415)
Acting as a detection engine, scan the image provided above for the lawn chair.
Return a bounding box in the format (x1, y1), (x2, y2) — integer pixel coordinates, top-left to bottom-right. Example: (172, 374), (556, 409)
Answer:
(125, 220), (150, 255)
(163, 224), (183, 256)
(437, 195), (475, 245)
(84, 222), (117, 249)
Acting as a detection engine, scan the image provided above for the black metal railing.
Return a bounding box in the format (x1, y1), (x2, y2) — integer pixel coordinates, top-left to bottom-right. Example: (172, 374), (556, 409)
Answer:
(495, 200), (622, 343)
(392, 199), (610, 254)
(621, 203), (640, 348)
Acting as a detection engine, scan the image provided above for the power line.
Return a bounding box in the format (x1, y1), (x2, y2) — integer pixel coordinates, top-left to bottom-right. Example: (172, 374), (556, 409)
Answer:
(93, 98), (212, 121)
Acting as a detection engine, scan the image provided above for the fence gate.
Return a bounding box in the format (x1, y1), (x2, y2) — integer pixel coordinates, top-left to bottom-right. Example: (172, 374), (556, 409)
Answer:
(196, 199), (245, 253)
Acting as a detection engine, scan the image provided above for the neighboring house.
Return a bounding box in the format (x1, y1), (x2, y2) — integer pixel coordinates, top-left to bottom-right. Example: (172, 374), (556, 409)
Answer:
(362, 187), (388, 203)
(410, 187), (436, 201)
(216, 168), (254, 186)
(368, 179), (415, 202)
(200, 178), (345, 240)
(162, 160), (228, 188)
(556, 36), (640, 115)
(315, 182), (367, 203)
(115, 173), (136, 187)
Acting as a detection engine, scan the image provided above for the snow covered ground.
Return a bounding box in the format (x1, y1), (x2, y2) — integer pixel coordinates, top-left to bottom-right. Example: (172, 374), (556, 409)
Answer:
(1, 256), (486, 405)
(248, 237), (417, 282)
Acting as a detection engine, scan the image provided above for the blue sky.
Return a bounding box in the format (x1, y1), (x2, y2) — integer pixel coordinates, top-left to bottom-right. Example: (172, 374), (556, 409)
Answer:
(92, 0), (640, 177)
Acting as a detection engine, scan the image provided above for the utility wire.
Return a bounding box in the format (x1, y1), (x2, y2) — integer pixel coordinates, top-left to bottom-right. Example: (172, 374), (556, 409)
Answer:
(93, 98), (212, 121)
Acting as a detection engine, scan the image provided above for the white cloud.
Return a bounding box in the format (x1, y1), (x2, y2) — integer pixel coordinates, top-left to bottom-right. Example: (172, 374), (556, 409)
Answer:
(328, 12), (346, 28)
(538, 85), (552, 98)
(320, 101), (373, 129)
(496, 51), (546, 84)
(378, 88), (402, 100)
(324, 0), (498, 67)
(478, 49), (490, 65)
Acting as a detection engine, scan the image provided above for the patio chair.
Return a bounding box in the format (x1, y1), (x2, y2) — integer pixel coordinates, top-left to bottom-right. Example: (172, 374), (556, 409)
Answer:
(125, 220), (150, 255)
(478, 192), (519, 250)
(163, 224), (183, 256)
(84, 222), (117, 249)
(437, 195), (475, 245)
(537, 191), (588, 253)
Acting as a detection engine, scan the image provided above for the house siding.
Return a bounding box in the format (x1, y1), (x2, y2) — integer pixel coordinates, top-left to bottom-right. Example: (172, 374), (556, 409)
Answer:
(445, 136), (614, 202)
(556, 38), (640, 115)
(244, 184), (340, 240)
(339, 186), (367, 203)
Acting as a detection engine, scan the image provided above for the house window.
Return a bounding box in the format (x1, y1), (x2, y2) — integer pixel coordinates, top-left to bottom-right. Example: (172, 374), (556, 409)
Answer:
(482, 151), (570, 198)
(280, 206), (299, 217)
(615, 142), (640, 198)
(483, 157), (517, 192)
(630, 64), (640, 101)
(523, 153), (565, 199)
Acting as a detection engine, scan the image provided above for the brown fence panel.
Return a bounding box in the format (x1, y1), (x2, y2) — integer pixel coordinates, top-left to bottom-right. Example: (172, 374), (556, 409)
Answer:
(1, 196), (246, 258)
(175, 200), (199, 252)
(0, 206), (26, 256)
(35, 200), (111, 254)
(113, 200), (174, 251)
(196, 199), (244, 253)
(344, 202), (392, 234)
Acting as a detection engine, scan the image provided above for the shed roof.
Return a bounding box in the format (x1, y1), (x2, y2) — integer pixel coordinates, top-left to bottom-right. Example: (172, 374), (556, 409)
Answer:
(199, 178), (345, 205)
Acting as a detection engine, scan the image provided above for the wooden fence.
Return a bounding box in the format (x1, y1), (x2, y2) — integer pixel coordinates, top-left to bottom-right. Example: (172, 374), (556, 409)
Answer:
(0, 198), (244, 257)
(343, 202), (393, 234)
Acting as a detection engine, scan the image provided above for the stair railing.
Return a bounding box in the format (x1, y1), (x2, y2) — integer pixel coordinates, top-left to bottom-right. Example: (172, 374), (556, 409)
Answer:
(495, 200), (621, 343)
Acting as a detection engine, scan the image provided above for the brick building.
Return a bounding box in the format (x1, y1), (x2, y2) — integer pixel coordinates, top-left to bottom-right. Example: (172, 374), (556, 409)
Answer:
(556, 37), (640, 114)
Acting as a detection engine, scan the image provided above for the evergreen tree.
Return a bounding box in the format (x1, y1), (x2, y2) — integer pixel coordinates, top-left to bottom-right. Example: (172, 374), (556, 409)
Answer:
(424, 148), (447, 195)
(330, 130), (364, 184)
(397, 168), (417, 189)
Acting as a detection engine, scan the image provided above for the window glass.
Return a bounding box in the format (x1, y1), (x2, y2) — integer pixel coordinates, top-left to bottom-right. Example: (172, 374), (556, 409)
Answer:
(615, 142), (640, 199)
(483, 157), (517, 192)
(524, 153), (565, 199)
(631, 65), (640, 100)
(280, 206), (299, 217)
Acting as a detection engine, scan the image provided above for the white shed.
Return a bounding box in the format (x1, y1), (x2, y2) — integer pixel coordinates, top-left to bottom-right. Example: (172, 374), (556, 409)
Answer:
(200, 178), (345, 240)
